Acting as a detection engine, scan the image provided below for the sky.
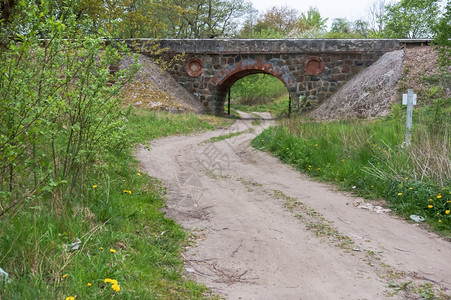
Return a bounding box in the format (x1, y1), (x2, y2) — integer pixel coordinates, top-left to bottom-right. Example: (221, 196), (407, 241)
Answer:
(248, 0), (378, 29)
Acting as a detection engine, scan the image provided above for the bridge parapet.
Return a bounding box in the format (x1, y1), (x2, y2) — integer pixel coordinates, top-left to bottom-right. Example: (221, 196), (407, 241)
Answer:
(126, 39), (410, 115)
(156, 39), (401, 55)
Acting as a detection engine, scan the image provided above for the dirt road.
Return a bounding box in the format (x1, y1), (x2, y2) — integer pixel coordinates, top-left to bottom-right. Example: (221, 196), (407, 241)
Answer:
(136, 113), (450, 299)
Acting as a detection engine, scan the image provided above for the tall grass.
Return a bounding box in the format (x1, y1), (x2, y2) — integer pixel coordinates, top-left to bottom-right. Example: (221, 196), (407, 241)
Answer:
(0, 110), (226, 299)
(252, 103), (450, 236)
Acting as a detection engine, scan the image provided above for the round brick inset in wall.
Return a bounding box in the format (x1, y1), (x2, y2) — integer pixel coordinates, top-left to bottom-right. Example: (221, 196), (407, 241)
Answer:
(304, 57), (325, 76)
(186, 58), (203, 77)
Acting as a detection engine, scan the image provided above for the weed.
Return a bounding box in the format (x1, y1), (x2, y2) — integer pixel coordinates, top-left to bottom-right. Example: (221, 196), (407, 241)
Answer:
(236, 177), (263, 192)
(202, 128), (254, 144)
(253, 108), (451, 236)
(0, 110), (224, 299)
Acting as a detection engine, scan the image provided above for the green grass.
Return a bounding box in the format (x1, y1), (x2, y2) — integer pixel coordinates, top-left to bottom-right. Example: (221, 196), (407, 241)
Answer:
(230, 73), (287, 105)
(127, 109), (234, 143)
(202, 128), (254, 144)
(251, 119), (262, 126)
(226, 96), (290, 117)
(252, 105), (451, 237)
(0, 109), (228, 299)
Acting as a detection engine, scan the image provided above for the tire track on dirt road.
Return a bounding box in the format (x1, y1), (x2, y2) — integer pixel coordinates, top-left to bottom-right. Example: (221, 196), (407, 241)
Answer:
(136, 112), (450, 299)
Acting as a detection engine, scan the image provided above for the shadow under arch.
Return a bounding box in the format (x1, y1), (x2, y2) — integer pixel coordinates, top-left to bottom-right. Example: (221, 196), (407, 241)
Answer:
(210, 59), (297, 115)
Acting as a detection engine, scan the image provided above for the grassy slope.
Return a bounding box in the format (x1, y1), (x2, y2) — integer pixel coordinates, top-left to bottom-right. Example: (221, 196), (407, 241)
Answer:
(0, 109), (231, 299)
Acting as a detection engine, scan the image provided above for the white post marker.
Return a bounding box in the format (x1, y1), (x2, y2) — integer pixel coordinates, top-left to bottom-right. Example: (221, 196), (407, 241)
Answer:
(402, 89), (417, 147)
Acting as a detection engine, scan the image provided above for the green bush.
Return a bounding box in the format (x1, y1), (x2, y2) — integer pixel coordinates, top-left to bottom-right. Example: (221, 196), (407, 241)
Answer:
(0, 109), (222, 298)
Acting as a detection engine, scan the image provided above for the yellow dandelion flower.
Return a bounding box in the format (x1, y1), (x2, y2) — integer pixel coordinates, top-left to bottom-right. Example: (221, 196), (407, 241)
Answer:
(104, 278), (112, 283)
(398, 193), (403, 196)
(110, 279), (118, 285)
(437, 212), (440, 216)
(111, 284), (120, 292)
(110, 249), (116, 253)
(99, 247), (104, 250)
(405, 177), (408, 180)
(66, 297), (75, 300)
(371, 185), (374, 188)
(317, 168), (321, 171)
(409, 187), (413, 190)
(87, 283), (92, 287)
(438, 220), (442, 223)
(314, 144), (318, 147)
(286, 147), (289, 150)
(428, 204), (433, 208)
(137, 173), (141, 176)
(446, 210), (450, 215)
(437, 195), (442, 199)
(428, 199), (433, 202)
(93, 185), (98, 189)
(122, 179), (125, 182)
(62, 274), (68, 278)
(261, 139), (264, 142)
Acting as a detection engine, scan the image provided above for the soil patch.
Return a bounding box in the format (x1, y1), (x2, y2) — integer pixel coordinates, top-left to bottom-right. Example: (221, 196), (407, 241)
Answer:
(121, 54), (205, 113)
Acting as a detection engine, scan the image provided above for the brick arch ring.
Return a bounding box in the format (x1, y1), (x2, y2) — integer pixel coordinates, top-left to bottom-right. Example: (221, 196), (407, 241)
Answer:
(209, 59), (298, 114)
(210, 59), (297, 90)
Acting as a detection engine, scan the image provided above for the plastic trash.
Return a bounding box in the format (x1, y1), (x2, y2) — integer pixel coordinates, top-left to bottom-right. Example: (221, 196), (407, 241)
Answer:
(410, 215), (425, 222)
(64, 238), (81, 251)
(0, 267), (9, 282)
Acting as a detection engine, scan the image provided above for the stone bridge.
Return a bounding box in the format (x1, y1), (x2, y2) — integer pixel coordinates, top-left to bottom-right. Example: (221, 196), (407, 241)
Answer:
(127, 39), (427, 115)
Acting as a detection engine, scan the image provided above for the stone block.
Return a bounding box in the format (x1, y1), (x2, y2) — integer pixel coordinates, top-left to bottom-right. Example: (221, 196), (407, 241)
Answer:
(351, 66), (361, 74)
(354, 60), (364, 66)
(342, 65), (350, 73)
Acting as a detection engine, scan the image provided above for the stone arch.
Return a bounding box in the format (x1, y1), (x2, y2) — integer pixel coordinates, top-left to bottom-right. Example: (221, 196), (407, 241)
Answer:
(210, 59), (297, 115)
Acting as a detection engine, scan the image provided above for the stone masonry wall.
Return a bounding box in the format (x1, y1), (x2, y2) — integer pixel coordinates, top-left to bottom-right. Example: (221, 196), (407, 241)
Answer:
(127, 39), (402, 115)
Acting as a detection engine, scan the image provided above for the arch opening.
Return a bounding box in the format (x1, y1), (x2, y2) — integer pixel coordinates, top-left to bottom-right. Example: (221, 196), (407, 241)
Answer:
(220, 72), (289, 116)
(210, 60), (297, 116)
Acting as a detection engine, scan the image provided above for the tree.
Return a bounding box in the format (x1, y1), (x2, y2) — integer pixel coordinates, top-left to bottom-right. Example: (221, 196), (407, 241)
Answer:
(353, 19), (370, 38)
(330, 18), (352, 34)
(238, 6), (259, 38)
(253, 6), (300, 37)
(325, 18), (370, 38)
(298, 6), (328, 32)
(382, 0), (441, 38)
(366, 0), (386, 37)
(159, 0), (252, 38)
(432, 0), (451, 68)
(240, 5), (328, 39)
